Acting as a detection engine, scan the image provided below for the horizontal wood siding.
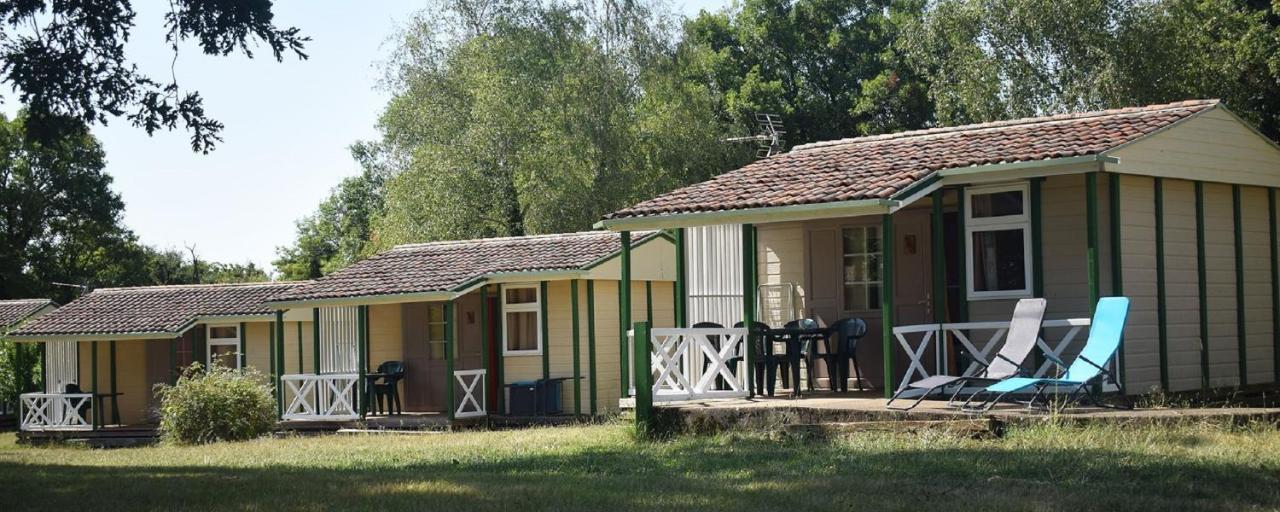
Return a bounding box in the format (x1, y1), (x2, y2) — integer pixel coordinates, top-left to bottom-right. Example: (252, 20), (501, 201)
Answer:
(1242, 187), (1276, 384)
(1202, 183), (1240, 387)
(756, 221), (807, 324)
(590, 280), (622, 413)
(1111, 108), (1280, 188)
(368, 303), (404, 371)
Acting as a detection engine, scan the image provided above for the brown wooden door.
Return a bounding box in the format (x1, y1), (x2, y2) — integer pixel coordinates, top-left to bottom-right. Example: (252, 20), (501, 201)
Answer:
(401, 302), (448, 412)
(890, 210), (934, 387)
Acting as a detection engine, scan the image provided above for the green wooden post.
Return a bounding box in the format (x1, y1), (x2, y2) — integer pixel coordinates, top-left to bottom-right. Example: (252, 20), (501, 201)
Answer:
(539, 281), (550, 381)
(479, 284), (490, 413)
(931, 190), (947, 323)
(742, 223), (757, 396)
(881, 214), (895, 398)
(587, 280), (598, 415)
(1086, 172), (1101, 312)
(1155, 178), (1170, 391)
(632, 321), (653, 437)
(675, 228), (687, 328)
(1196, 181), (1210, 390)
(1031, 178), (1046, 369)
(619, 231), (632, 398)
(645, 281), (654, 325)
(571, 279), (582, 415)
(445, 300), (456, 420)
(357, 306), (368, 417)
(90, 341), (98, 430)
(1108, 173), (1125, 392)
(296, 322), (303, 374)
(490, 286), (505, 415)
(1271, 188), (1280, 384)
(275, 311), (285, 417)
(168, 337), (177, 385)
(955, 187), (969, 322)
(268, 320), (276, 379)
(312, 308), (321, 374)
(108, 340), (118, 425)
(239, 321), (247, 370)
(1234, 185), (1248, 385)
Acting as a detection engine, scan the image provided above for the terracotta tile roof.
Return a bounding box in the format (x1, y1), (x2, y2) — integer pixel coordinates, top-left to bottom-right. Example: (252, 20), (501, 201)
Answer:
(13, 282), (304, 338)
(606, 100), (1219, 220)
(0, 299), (55, 330)
(271, 231), (660, 303)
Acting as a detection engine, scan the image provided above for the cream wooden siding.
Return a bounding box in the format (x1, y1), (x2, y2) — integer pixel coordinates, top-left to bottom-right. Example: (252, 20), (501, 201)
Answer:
(1117, 175), (1161, 392)
(1161, 179), (1204, 391)
(279, 321), (314, 374)
(1110, 107), (1280, 188)
(687, 224), (744, 326)
(756, 221), (807, 324)
(589, 280), (622, 413)
(1242, 186), (1276, 384)
(368, 304), (403, 369)
(1202, 183), (1240, 387)
(77, 340), (151, 425)
(243, 321), (271, 377)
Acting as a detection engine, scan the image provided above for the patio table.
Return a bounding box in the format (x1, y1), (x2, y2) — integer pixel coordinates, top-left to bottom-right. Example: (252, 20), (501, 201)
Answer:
(765, 327), (832, 398)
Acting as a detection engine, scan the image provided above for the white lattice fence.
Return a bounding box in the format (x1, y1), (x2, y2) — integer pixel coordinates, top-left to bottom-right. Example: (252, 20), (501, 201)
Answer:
(281, 373), (358, 420)
(453, 369), (487, 419)
(643, 327), (749, 402)
(20, 393), (92, 431)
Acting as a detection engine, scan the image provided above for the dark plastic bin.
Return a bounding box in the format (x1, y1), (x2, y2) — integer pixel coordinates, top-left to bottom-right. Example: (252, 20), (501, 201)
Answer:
(505, 378), (569, 416)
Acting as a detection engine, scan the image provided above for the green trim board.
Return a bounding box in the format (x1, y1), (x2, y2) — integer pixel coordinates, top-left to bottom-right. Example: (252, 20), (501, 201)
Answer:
(445, 300), (456, 420)
(90, 341), (98, 429)
(479, 283), (490, 413)
(571, 279), (582, 415)
(268, 320), (275, 379)
(954, 187), (969, 322)
(1155, 178), (1170, 391)
(586, 280), (598, 415)
(1108, 173), (1125, 391)
(539, 281), (550, 381)
(357, 306), (368, 417)
(239, 322), (247, 370)
(675, 228), (686, 328)
(742, 223), (757, 395)
(1272, 188), (1280, 384)
(275, 311), (285, 416)
(1195, 181), (1210, 390)
(168, 337), (177, 385)
(880, 214), (895, 398)
(932, 189), (946, 322)
(108, 340), (118, 425)
(1233, 185), (1248, 385)
(645, 281), (653, 325)
(312, 308), (321, 374)
(632, 321), (653, 437)
(618, 231), (631, 398)
(1085, 172), (1101, 313)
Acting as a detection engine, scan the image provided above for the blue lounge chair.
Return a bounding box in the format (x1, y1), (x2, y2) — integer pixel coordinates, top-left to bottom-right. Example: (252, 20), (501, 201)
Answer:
(965, 297), (1130, 412)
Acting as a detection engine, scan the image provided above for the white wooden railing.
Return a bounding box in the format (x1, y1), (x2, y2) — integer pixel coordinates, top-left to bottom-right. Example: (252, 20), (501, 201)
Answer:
(453, 369), (487, 419)
(629, 327), (750, 402)
(891, 318), (1117, 396)
(281, 373), (359, 421)
(19, 392), (92, 431)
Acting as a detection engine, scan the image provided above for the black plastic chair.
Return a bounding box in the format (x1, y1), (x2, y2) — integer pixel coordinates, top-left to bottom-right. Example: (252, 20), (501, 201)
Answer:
(64, 383), (91, 424)
(371, 361), (406, 415)
(830, 318), (868, 392)
(735, 320), (789, 396)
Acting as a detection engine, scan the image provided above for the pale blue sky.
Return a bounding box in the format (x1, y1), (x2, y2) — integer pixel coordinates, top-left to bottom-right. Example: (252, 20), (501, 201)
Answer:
(16, 0), (726, 274)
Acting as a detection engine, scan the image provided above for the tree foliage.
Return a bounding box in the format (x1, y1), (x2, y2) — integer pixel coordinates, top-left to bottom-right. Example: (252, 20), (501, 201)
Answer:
(0, 0), (308, 153)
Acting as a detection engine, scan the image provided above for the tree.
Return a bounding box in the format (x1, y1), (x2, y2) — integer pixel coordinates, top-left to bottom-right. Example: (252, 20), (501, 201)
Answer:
(364, 0), (747, 249)
(0, 0), (308, 153)
(678, 0), (933, 147)
(902, 0), (1280, 138)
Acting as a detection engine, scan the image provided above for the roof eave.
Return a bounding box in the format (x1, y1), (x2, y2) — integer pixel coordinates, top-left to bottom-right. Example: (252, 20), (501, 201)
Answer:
(597, 198), (897, 231)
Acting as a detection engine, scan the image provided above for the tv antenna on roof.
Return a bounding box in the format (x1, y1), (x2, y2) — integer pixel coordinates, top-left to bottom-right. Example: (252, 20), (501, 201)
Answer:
(724, 113), (785, 158)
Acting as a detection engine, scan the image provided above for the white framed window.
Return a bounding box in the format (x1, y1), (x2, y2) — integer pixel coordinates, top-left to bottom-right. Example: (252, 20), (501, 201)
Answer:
(206, 324), (241, 369)
(965, 182), (1033, 300)
(501, 284), (541, 356)
(841, 225), (882, 312)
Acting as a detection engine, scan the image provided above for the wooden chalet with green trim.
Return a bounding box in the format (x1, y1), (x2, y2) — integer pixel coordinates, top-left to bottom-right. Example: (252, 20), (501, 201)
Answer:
(602, 99), (1280, 400)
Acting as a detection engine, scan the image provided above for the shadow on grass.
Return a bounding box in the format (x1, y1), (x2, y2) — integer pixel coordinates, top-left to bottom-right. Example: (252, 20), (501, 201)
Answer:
(2, 438), (1278, 511)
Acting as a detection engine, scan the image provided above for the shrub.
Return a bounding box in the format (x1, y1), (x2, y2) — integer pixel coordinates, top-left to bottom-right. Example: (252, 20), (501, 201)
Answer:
(156, 364), (276, 444)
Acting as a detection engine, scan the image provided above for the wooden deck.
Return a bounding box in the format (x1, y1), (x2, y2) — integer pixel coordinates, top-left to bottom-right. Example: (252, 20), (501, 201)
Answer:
(652, 390), (1280, 435)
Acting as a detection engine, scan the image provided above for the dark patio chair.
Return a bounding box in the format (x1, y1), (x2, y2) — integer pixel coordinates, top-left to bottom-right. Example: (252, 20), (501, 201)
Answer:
(692, 322), (733, 390)
(830, 318), (868, 392)
(63, 383), (91, 425)
(371, 361), (406, 415)
(783, 318), (826, 391)
(734, 321), (788, 395)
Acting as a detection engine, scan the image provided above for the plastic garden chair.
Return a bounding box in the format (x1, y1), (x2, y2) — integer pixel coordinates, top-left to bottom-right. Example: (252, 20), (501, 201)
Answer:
(734, 320), (785, 395)
(371, 361), (406, 415)
(965, 297), (1130, 412)
(830, 318), (868, 392)
(886, 298), (1047, 411)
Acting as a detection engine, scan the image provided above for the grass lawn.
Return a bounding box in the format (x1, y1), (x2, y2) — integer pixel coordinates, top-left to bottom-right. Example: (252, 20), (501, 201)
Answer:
(2, 421), (1279, 511)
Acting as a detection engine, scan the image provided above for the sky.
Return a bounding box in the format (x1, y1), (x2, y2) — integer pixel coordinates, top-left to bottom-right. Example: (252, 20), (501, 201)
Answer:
(13, 0), (727, 275)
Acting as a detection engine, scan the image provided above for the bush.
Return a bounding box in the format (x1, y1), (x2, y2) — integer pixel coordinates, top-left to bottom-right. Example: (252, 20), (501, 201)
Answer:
(156, 364), (276, 444)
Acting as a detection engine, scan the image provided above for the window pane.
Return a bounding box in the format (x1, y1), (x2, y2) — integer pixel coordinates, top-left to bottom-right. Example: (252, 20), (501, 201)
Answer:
(972, 229), (1027, 292)
(843, 255), (867, 282)
(428, 324), (445, 341)
(971, 190), (1024, 218)
(209, 344), (238, 368)
(866, 227), (880, 253)
(842, 228), (865, 254)
(868, 285), (881, 310)
(867, 253), (880, 281)
(506, 311), (538, 351)
(428, 341), (446, 360)
(505, 288), (537, 305)
(209, 326), (237, 339)
(843, 284), (868, 311)
(427, 304), (444, 323)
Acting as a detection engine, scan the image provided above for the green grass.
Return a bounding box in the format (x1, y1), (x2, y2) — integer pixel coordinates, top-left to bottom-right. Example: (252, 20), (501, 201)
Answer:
(2, 421), (1279, 511)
